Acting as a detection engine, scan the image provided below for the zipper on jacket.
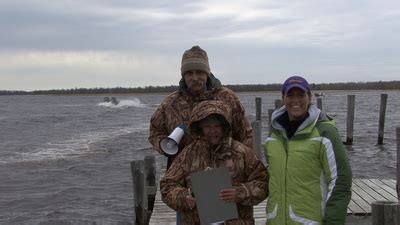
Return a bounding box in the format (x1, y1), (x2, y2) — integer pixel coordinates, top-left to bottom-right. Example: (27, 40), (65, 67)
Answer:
(284, 136), (289, 224)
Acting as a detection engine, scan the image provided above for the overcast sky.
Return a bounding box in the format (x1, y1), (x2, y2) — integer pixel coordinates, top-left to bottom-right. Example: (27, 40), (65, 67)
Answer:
(1, 0), (399, 91)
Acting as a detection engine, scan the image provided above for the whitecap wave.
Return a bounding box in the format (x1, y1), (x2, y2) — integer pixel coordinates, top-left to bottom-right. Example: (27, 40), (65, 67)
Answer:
(98, 97), (149, 109)
(8, 126), (146, 163)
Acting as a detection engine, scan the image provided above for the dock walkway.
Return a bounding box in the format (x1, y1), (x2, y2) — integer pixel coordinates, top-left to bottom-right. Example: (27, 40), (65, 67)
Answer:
(149, 178), (397, 225)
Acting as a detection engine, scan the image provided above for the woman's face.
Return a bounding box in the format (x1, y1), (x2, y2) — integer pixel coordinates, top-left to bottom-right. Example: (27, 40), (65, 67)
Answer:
(283, 87), (311, 121)
(199, 117), (224, 146)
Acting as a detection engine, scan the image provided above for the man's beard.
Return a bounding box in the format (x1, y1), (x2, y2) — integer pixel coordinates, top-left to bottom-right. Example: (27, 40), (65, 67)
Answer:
(189, 81), (206, 92)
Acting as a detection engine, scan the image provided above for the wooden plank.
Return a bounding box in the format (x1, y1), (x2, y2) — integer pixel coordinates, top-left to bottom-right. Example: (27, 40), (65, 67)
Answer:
(347, 198), (365, 215)
(352, 180), (380, 204)
(149, 185), (175, 225)
(370, 179), (398, 198)
(353, 179), (390, 202)
(149, 178), (397, 223)
(363, 179), (397, 201)
(349, 186), (370, 215)
(381, 178), (396, 187)
(347, 206), (352, 214)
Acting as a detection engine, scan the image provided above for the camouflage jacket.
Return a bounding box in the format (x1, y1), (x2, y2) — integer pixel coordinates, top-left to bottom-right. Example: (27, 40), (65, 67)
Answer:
(160, 100), (268, 225)
(148, 75), (253, 166)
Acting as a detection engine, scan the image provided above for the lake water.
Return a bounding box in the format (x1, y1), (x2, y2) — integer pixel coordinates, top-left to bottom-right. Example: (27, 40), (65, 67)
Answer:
(0, 90), (399, 224)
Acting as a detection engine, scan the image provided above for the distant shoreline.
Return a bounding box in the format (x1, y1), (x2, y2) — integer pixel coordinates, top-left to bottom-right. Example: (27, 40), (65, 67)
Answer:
(1, 80), (399, 95)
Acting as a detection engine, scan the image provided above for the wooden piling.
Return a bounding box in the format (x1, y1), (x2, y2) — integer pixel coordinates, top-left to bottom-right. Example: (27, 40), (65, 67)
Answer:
(397, 126), (400, 200)
(252, 97), (263, 159)
(144, 155), (157, 213)
(131, 155), (157, 225)
(371, 201), (400, 225)
(252, 121), (262, 159)
(316, 97), (323, 110)
(378, 93), (388, 144)
(274, 99), (282, 109)
(371, 125), (400, 224)
(131, 160), (146, 225)
(268, 109), (274, 132)
(344, 95), (355, 145)
(255, 97), (262, 121)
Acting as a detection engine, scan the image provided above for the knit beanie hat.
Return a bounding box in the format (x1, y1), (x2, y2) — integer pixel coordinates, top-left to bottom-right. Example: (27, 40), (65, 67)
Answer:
(181, 46), (210, 76)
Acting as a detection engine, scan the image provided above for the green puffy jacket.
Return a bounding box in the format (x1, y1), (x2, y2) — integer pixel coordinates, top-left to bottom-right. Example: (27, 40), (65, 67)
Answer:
(263, 104), (352, 225)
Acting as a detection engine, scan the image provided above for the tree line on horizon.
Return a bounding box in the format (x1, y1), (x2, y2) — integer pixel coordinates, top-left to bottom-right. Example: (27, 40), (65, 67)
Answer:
(0, 80), (399, 95)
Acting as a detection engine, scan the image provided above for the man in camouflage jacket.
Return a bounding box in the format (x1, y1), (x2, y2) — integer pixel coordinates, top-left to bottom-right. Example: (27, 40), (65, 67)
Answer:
(149, 46), (253, 168)
(160, 100), (268, 225)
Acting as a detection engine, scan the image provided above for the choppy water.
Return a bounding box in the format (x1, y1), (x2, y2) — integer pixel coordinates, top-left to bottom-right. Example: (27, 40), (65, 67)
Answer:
(0, 90), (399, 224)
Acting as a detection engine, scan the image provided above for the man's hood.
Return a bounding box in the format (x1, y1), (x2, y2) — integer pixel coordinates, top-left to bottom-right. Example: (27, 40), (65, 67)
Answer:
(178, 72), (222, 93)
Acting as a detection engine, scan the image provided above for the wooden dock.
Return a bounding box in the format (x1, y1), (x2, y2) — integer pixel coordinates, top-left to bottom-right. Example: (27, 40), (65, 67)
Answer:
(149, 178), (397, 225)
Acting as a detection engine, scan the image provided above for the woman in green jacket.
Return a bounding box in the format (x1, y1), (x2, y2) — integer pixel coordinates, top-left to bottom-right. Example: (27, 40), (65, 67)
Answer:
(263, 76), (352, 225)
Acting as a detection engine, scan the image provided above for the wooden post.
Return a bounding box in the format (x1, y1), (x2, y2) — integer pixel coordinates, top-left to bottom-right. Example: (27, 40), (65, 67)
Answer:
(255, 97), (262, 121)
(378, 93), (388, 144)
(131, 160), (146, 225)
(371, 201), (400, 225)
(316, 97), (323, 110)
(397, 126), (400, 200)
(252, 97), (263, 159)
(144, 155), (156, 213)
(252, 121), (262, 159)
(344, 95), (355, 145)
(268, 109), (274, 132)
(131, 155), (157, 225)
(274, 99), (282, 109)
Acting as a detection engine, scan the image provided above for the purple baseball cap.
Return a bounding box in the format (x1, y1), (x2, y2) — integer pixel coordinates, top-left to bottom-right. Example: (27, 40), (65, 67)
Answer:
(281, 76), (311, 94)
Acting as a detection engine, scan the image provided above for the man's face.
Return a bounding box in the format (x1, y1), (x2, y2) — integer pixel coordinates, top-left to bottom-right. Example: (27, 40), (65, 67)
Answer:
(183, 70), (208, 93)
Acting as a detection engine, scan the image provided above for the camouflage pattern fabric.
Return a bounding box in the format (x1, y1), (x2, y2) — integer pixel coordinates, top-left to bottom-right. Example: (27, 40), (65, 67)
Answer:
(160, 100), (268, 225)
(148, 86), (253, 167)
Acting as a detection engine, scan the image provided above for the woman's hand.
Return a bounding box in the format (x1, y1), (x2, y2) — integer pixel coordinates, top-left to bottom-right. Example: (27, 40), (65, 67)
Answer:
(219, 188), (237, 203)
(185, 195), (196, 210)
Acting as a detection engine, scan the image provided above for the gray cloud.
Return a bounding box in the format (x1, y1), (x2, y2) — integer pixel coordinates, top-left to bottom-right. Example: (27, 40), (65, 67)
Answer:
(0, 0), (399, 90)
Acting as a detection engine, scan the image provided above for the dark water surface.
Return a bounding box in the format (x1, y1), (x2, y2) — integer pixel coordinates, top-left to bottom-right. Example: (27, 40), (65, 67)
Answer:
(0, 90), (399, 224)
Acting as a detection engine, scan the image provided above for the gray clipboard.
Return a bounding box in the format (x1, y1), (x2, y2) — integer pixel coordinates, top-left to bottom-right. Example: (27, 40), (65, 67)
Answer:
(190, 167), (238, 225)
